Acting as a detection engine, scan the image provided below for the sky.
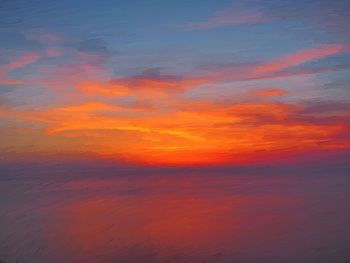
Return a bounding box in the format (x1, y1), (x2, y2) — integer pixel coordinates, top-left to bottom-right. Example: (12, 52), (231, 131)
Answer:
(0, 0), (350, 166)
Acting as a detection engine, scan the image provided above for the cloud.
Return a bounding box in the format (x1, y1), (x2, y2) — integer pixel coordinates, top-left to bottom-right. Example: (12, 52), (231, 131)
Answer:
(75, 45), (350, 103)
(0, 52), (40, 84)
(3, 94), (346, 165)
(195, 45), (350, 85)
(184, 6), (268, 30)
(252, 45), (350, 75)
(249, 88), (288, 97)
(77, 69), (208, 99)
(182, 0), (350, 40)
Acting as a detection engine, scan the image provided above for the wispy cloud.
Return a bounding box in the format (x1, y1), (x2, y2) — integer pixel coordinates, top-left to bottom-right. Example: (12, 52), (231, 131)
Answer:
(253, 45), (350, 75)
(0, 52), (40, 85)
(183, 7), (267, 30)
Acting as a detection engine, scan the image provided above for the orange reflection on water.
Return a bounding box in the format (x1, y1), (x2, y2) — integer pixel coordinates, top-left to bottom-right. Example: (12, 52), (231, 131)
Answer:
(48, 175), (303, 262)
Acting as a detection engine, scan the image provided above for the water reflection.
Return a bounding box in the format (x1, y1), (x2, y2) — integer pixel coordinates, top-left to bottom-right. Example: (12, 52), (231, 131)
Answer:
(1, 172), (349, 262)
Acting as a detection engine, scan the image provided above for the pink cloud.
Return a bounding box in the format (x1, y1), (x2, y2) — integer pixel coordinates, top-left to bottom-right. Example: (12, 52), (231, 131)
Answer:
(253, 44), (350, 74)
(0, 53), (40, 85)
(184, 7), (268, 30)
(193, 45), (350, 86)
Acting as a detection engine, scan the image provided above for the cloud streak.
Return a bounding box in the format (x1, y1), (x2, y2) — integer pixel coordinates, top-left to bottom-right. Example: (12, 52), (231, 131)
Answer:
(0, 52), (40, 85)
(253, 45), (350, 74)
(184, 7), (267, 30)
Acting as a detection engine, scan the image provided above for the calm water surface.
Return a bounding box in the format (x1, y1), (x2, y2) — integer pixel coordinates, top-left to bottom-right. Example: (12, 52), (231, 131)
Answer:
(0, 167), (349, 263)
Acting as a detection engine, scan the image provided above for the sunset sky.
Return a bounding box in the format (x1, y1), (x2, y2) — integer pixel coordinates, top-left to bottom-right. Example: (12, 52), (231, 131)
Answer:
(1, 0), (349, 166)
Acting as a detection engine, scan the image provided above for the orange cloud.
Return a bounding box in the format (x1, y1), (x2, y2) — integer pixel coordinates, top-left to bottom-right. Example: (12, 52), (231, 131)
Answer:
(9, 98), (346, 165)
(78, 76), (208, 99)
(249, 88), (288, 97)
